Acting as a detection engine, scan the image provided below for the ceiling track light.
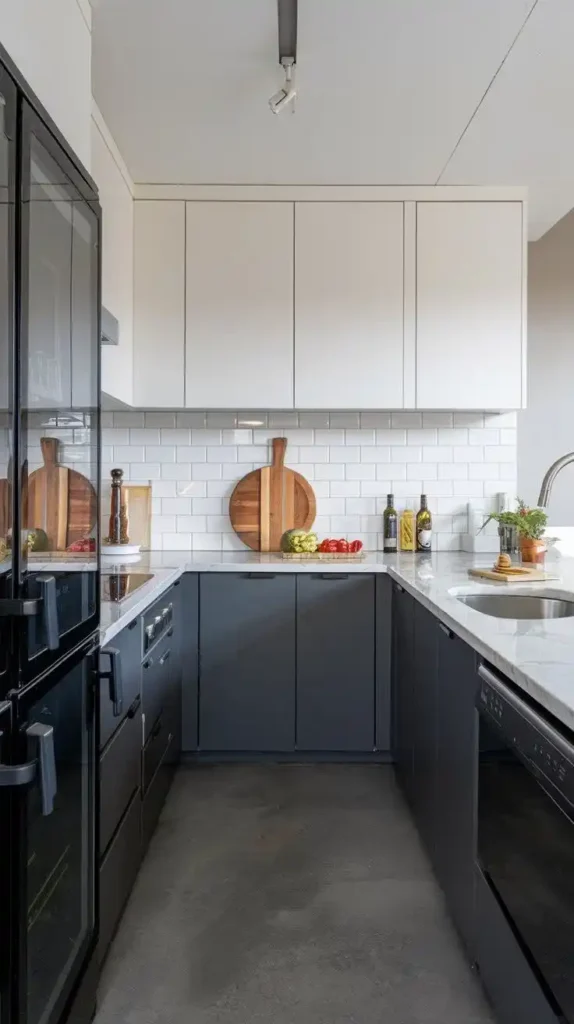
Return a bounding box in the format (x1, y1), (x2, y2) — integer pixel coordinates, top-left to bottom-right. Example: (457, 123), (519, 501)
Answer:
(269, 57), (297, 115)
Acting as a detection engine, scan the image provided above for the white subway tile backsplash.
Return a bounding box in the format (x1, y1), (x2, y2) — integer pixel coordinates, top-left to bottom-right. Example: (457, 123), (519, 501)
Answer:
(315, 463), (345, 481)
(345, 464), (376, 480)
(102, 409), (515, 552)
(330, 445), (359, 463)
(422, 412), (453, 428)
(144, 412), (177, 428)
(360, 412), (391, 428)
(206, 412), (237, 428)
(130, 428), (161, 445)
(392, 447), (421, 463)
(222, 429), (253, 445)
(346, 429), (376, 445)
(176, 412), (207, 428)
(329, 412), (361, 428)
(365, 446), (391, 463)
(193, 463), (224, 480)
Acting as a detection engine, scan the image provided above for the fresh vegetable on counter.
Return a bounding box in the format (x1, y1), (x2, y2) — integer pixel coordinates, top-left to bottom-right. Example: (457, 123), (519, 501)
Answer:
(280, 529), (318, 553)
(317, 538), (363, 554)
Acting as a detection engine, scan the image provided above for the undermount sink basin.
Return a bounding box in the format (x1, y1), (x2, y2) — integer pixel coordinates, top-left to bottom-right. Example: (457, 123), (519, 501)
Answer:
(457, 593), (574, 620)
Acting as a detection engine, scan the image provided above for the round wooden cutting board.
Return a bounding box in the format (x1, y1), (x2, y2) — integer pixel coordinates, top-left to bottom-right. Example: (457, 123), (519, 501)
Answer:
(229, 437), (316, 551)
(26, 437), (97, 550)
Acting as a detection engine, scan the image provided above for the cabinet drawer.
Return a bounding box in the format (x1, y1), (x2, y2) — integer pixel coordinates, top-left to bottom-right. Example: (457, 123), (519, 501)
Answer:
(142, 635), (172, 741)
(142, 713), (171, 794)
(100, 617), (142, 750)
(142, 734), (175, 851)
(98, 789), (141, 964)
(100, 697), (142, 855)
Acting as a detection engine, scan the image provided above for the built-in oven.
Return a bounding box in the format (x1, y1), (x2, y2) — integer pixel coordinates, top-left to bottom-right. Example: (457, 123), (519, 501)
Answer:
(476, 661), (574, 1024)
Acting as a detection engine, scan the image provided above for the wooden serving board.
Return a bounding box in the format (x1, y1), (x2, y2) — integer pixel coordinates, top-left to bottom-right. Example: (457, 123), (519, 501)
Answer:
(468, 567), (560, 583)
(229, 437), (316, 551)
(26, 437), (97, 550)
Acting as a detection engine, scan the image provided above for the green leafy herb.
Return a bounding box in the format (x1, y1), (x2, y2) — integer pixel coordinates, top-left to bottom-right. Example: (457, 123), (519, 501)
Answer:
(480, 498), (548, 540)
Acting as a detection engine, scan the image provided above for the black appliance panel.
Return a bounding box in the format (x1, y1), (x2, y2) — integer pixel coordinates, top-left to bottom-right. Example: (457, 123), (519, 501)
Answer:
(477, 663), (574, 1023)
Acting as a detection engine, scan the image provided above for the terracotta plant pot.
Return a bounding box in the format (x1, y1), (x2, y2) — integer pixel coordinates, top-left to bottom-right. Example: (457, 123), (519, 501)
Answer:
(520, 537), (546, 564)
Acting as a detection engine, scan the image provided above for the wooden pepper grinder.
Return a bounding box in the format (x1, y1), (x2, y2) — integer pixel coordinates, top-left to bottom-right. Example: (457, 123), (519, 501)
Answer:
(106, 468), (129, 545)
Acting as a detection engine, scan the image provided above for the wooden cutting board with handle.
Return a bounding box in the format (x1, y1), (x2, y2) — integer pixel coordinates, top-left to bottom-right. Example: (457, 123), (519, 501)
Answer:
(26, 437), (97, 550)
(468, 567), (560, 583)
(229, 437), (316, 551)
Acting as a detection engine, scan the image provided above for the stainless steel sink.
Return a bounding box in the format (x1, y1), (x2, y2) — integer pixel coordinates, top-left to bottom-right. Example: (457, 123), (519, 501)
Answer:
(457, 593), (574, 620)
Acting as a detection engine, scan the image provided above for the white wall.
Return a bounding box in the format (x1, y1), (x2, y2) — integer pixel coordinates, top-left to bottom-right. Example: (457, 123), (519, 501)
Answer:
(518, 209), (574, 525)
(0, 0), (92, 170)
(91, 103), (134, 407)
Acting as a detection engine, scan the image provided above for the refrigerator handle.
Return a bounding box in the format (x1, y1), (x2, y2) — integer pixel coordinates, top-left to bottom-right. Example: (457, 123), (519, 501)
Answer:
(100, 647), (124, 717)
(27, 723), (57, 815)
(37, 574), (60, 651)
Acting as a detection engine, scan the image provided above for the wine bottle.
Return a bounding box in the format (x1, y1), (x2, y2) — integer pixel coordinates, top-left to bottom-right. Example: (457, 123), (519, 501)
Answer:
(416, 494), (432, 552)
(383, 494), (398, 553)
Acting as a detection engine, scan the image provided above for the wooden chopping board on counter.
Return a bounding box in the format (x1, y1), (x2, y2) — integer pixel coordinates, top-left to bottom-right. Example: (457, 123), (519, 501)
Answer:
(229, 437), (316, 551)
(26, 437), (97, 550)
(468, 567), (560, 583)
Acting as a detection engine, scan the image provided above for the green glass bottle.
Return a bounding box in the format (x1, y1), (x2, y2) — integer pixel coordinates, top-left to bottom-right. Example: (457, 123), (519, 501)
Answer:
(383, 494), (398, 553)
(416, 494), (432, 552)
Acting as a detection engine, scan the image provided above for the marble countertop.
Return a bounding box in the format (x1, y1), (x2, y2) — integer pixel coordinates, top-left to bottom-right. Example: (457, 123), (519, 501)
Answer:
(100, 549), (574, 733)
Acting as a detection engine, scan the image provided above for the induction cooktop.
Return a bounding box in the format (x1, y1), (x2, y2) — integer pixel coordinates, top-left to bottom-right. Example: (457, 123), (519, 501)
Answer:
(102, 572), (153, 603)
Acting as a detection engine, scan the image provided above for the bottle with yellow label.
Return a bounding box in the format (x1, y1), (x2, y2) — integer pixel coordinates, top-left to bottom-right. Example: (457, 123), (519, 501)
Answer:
(399, 508), (416, 552)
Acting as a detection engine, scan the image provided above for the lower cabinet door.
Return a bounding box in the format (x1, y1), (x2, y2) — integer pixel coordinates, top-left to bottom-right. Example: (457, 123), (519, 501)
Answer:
(199, 573), (296, 752)
(392, 584), (415, 802)
(100, 702), (142, 855)
(296, 574), (375, 751)
(411, 601), (439, 857)
(177, 574), (199, 752)
(98, 789), (142, 963)
(435, 626), (478, 951)
(142, 737), (175, 851)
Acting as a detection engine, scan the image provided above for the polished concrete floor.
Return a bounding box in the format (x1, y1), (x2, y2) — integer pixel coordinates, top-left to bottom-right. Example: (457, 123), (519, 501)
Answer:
(96, 765), (495, 1024)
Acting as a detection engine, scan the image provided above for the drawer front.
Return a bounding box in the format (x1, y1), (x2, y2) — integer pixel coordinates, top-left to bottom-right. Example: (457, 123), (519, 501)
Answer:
(100, 699), (142, 856)
(142, 635), (172, 741)
(100, 617), (142, 750)
(143, 589), (174, 655)
(98, 789), (141, 964)
(142, 735), (175, 852)
(142, 713), (171, 794)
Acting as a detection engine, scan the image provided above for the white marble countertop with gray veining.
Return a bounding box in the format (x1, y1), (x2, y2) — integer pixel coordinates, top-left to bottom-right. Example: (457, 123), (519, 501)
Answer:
(100, 549), (574, 733)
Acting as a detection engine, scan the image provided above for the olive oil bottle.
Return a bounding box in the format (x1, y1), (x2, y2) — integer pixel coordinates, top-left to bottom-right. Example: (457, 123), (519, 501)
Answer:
(416, 494), (432, 552)
(383, 494), (398, 553)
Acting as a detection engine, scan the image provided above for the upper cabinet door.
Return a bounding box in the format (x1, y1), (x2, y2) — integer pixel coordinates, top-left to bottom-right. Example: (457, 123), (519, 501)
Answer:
(294, 202), (405, 409)
(133, 201), (185, 407)
(416, 202), (524, 409)
(185, 202), (294, 409)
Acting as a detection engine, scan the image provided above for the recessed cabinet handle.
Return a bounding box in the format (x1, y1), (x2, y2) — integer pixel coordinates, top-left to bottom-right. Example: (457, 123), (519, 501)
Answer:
(101, 647), (124, 717)
(159, 649), (171, 666)
(439, 623), (454, 639)
(318, 573), (349, 580)
(127, 695), (141, 719)
(394, 583), (404, 593)
(246, 573), (276, 579)
(166, 628), (173, 638)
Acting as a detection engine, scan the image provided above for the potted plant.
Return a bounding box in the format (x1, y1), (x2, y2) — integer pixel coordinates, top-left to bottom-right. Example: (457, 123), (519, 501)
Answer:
(481, 499), (548, 563)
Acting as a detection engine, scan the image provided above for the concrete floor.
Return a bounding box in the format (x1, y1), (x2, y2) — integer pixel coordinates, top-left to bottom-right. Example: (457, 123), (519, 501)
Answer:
(96, 765), (495, 1024)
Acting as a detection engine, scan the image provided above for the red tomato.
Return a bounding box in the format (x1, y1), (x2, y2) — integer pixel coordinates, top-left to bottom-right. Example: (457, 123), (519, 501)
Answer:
(337, 539), (349, 553)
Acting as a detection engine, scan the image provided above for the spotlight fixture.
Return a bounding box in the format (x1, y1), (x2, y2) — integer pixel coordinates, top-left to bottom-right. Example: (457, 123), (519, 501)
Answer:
(269, 57), (296, 115)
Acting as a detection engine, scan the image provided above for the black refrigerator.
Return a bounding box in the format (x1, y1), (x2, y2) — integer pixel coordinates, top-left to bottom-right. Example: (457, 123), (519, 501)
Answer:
(0, 50), (101, 1024)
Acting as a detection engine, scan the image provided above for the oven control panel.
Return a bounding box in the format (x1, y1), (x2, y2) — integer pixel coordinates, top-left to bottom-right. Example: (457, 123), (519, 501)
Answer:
(143, 598), (173, 655)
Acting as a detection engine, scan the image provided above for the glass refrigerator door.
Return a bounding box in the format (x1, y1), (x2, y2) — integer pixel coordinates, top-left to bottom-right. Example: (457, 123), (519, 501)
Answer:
(17, 103), (100, 682)
(0, 66), (16, 684)
(11, 641), (96, 1024)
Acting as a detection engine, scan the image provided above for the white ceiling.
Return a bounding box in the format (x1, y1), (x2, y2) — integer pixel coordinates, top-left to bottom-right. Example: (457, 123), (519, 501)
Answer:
(91, 0), (573, 239)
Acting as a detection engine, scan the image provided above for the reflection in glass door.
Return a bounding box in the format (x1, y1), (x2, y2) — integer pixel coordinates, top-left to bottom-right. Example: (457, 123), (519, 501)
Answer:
(21, 649), (95, 1024)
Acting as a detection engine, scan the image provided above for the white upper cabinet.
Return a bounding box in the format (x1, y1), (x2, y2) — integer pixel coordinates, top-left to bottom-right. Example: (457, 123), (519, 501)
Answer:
(416, 202), (525, 409)
(133, 201), (185, 407)
(185, 202), (294, 409)
(294, 203), (405, 409)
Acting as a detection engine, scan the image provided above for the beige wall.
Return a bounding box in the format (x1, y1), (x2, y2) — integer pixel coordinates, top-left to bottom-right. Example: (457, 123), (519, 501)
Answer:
(519, 209), (574, 525)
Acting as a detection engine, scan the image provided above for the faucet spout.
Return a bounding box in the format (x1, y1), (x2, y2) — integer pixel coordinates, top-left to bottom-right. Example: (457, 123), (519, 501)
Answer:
(537, 452), (574, 508)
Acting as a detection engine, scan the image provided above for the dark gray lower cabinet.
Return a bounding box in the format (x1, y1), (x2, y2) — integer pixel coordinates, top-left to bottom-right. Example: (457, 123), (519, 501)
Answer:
(392, 582), (415, 802)
(178, 573), (199, 751)
(296, 574), (375, 751)
(375, 575), (393, 751)
(98, 790), (141, 962)
(434, 624), (478, 951)
(199, 573), (296, 751)
(392, 586), (478, 953)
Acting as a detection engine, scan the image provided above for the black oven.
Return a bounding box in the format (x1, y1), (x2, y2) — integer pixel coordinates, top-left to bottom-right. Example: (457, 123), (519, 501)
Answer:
(476, 662), (574, 1024)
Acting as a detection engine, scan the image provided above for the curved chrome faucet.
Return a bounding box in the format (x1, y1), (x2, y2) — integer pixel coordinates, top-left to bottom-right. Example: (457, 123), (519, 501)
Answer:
(537, 452), (574, 507)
